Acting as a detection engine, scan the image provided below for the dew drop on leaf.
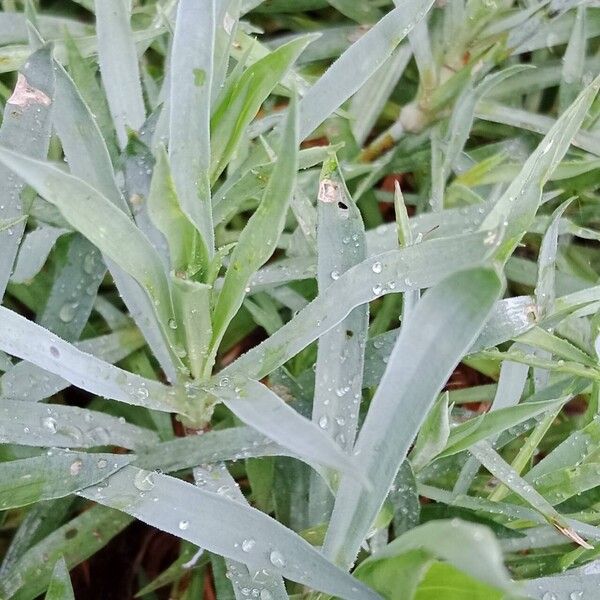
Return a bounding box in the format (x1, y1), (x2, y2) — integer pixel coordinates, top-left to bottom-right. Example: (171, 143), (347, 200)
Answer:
(70, 459), (83, 476)
(269, 549), (286, 568)
(134, 469), (156, 491)
(42, 416), (57, 433)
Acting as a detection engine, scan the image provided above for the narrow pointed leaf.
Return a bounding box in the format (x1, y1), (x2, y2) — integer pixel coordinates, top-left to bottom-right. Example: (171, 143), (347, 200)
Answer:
(0, 45), (54, 300)
(169, 0), (216, 258)
(79, 467), (381, 600)
(0, 451), (132, 510)
(0, 399), (158, 449)
(95, 0), (145, 147)
(45, 557), (74, 600)
(323, 268), (503, 567)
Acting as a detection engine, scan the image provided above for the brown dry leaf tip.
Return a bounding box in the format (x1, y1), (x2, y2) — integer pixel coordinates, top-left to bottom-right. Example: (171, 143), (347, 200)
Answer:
(8, 73), (52, 108)
(318, 179), (339, 203)
(553, 521), (594, 550)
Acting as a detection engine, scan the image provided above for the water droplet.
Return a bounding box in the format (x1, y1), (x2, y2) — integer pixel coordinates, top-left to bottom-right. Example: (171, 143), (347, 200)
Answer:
(58, 303), (76, 323)
(178, 520), (190, 531)
(83, 253), (96, 274)
(97, 459), (108, 469)
(241, 538), (256, 552)
(260, 591), (273, 600)
(42, 416), (57, 433)
(330, 270), (340, 280)
(70, 459), (83, 476)
(372, 284), (383, 295)
(372, 261), (382, 274)
(269, 549), (286, 568)
(219, 377), (230, 388)
(318, 415), (329, 429)
(134, 469), (156, 491)
(133, 387), (149, 401)
(541, 139), (554, 155)
(168, 319), (178, 330)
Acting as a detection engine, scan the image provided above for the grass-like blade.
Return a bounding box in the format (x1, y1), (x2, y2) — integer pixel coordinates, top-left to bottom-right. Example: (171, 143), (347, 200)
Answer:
(0, 451), (132, 510)
(210, 37), (310, 182)
(355, 519), (514, 592)
(0, 399), (158, 449)
(209, 377), (361, 476)
(0, 327), (145, 401)
(209, 92), (299, 372)
(10, 225), (69, 284)
(223, 230), (499, 382)
(470, 441), (593, 548)
(94, 0), (145, 147)
(79, 466), (381, 600)
(309, 153), (368, 523)
(298, 0), (434, 139)
(0, 505), (132, 599)
(323, 267), (503, 567)
(0, 148), (177, 347)
(481, 75), (600, 259)
(169, 0), (216, 262)
(0, 306), (196, 417)
(0, 45), (54, 301)
(134, 426), (289, 473)
(45, 557), (74, 600)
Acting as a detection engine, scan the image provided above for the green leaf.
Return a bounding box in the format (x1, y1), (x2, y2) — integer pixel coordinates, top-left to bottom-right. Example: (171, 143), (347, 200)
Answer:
(0, 45), (55, 301)
(0, 505), (132, 599)
(222, 229), (500, 382)
(309, 153), (369, 523)
(439, 399), (567, 458)
(210, 36), (310, 182)
(0, 306), (197, 417)
(358, 519), (513, 591)
(36, 235), (105, 342)
(0, 398), (157, 450)
(356, 548), (432, 600)
(323, 268), (503, 567)
(523, 571), (600, 600)
(10, 224), (69, 284)
(327, 0), (382, 23)
(171, 276), (213, 381)
(480, 74), (600, 260)
(207, 377), (361, 476)
(559, 5), (587, 112)
(0, 327), (145, 402)
(414, 562), (505, 600)
(94, 0), (145, 147)
(79, 466), (380, 600)
(209, 91), (299, 371)
(169, 0), (216, 261)
(410, 392), (450, 472)
(0, 451), (132, 510)
(45, 557), (74, 600)
(298, 0), (435, 139)
(470, 441), (593, 548)
(147, 146), (205, 278)
(0, 148), (177, 347)
(134, 426), (289, 473)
